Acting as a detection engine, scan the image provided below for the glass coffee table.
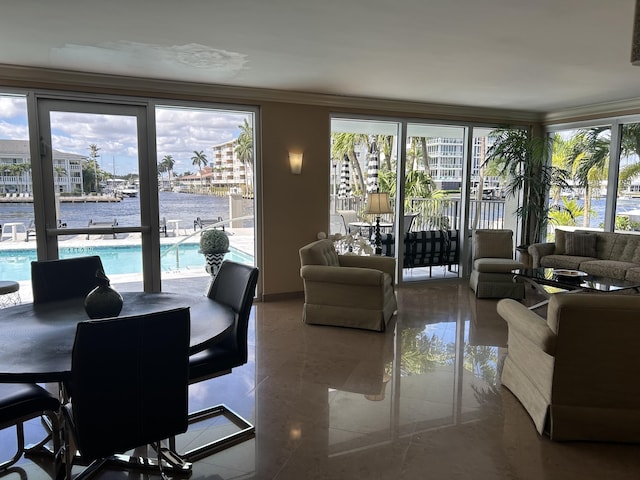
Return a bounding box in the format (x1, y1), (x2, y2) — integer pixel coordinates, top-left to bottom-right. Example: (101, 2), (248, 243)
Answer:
(512, 267), (640, 309)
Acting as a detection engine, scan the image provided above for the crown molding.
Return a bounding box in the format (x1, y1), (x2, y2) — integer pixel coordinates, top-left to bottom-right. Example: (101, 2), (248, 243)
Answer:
(0, 64), (541, 124)
(543, 97), (640, 125)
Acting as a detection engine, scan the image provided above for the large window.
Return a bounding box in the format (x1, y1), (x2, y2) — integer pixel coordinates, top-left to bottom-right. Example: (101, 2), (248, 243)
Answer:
(329, 117), (509, 283)
(0, 91), (258, 296)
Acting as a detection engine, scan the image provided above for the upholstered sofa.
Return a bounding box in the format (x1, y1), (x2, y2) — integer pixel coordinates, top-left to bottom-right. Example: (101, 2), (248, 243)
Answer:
(380, 230), (459, 276)
(498, 292), (640, 442)
(528, 229), (640, 282)
(299, 239), (397, 331)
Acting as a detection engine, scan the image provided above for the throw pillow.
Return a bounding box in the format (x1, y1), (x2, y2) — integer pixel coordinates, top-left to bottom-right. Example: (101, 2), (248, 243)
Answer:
(554, 229), (567, 255)
(564, 232), (597, 257)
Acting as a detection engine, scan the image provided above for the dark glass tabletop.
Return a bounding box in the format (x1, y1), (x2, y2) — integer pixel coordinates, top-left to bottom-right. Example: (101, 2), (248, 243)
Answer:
(0, 292), (234, 383)
(512, 268), (640, 293)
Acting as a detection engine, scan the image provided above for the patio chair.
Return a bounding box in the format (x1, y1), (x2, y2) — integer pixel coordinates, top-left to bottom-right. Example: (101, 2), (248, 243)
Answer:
(86, 218), (118, 240)
(336, 209), (360, 234)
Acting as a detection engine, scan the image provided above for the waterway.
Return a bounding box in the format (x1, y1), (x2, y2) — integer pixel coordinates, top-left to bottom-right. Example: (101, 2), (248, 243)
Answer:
(0, 191), (254, 229)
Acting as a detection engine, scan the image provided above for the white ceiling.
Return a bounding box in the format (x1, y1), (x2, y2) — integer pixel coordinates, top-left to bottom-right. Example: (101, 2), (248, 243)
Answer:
(1, 0), (639, 114)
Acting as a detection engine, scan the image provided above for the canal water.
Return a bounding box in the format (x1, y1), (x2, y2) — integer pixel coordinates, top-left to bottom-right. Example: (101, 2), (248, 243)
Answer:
(0, 191), (254, 229)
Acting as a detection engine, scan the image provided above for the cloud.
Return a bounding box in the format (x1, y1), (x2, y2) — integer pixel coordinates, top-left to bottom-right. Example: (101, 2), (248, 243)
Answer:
(1, 95), (253, 176)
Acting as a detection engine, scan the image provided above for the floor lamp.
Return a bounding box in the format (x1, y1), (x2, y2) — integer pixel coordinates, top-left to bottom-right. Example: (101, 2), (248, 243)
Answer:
(365, 191), (393, 255)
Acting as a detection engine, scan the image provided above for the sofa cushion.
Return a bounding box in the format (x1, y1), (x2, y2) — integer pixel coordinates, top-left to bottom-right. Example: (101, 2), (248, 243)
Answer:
(540, 254), (596, 270)
(625, 267), (640, 282)
(580, 260), (639, 280)
(565, 231), (597, 257)
(474, 258), (524, 273)
(554, 229), (568, 255)
(594, 231), (617, 260)
(620, 235), (640, 263)
(473, 229), (513, 260)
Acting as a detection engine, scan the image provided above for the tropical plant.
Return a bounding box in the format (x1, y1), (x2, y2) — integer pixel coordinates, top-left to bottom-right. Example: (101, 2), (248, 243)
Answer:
(159, 154), (175, 186)
(548, 197), (588, 227)
(236, 119), (254, 194)
(569, 128), (610, 228)
(484, 128), (566, 246)
(331, 132), (369, 196)
(199, 228), (229, 254)
(191, 150), (208, 188)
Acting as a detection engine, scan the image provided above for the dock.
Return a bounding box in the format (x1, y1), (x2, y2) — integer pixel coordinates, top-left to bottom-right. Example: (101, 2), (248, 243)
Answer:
(0, 195), (121, 203)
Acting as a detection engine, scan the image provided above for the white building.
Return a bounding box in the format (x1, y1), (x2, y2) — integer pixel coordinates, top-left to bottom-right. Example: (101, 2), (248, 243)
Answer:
(0, 139), (86, 194)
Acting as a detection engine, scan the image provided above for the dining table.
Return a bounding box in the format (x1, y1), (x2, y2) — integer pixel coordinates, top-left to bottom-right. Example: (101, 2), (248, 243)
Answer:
(0, 291), (233, 384)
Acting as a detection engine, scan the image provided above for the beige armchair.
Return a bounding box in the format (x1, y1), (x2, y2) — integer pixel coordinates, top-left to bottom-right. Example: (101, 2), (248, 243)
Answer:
(469, 229), (525, 299)
(299, 239), (397, 331)
(498, 292), (640, 442)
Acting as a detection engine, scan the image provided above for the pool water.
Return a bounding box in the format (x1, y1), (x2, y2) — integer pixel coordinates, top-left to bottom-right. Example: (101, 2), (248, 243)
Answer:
(0, 243), (253, 281)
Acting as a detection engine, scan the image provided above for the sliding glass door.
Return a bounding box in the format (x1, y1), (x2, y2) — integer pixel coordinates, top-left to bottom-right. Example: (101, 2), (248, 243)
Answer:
(33, 98), (153, 290)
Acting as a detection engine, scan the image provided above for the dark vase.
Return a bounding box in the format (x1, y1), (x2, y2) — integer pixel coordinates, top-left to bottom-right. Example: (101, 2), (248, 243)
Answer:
(84, 284), (123, 319)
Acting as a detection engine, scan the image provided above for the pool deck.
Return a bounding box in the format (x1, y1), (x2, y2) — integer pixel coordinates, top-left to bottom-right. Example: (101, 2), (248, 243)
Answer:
(0, 226), (255, 304)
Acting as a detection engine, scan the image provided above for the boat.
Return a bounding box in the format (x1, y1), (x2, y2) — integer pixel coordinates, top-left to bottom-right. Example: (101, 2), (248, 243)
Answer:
(117, 186), (139, 198)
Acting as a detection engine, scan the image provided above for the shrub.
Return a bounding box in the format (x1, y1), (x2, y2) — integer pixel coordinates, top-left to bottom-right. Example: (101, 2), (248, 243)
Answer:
(199, 228), (229, 254)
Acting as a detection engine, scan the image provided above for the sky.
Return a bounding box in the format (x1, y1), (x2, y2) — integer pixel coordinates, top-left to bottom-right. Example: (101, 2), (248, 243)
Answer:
(0, 95), (252, 176)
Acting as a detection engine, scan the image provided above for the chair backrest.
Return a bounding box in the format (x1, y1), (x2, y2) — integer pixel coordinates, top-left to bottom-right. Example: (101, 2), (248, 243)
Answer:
(206, 261), (259, 366)
(299, 239), (340, 267)
(31, 256), (105, 303)
(472, 229), (514, 261)
(337, 209), (359, 233)
(70, 307), (190, 461)
(403, 213), (418, 233)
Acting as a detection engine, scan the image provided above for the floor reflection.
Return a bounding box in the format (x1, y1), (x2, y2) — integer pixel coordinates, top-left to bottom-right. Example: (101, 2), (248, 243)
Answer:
(4, 278), (640, 480)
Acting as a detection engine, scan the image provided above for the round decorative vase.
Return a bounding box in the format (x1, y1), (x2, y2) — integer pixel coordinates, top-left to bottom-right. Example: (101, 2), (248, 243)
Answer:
(84, 284), (124, 319)
(204, 253), (226, 279)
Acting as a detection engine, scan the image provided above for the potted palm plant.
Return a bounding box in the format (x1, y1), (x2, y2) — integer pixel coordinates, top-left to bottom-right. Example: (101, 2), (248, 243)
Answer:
(484, 128), (567, 249)
(199, 228), (230, 278)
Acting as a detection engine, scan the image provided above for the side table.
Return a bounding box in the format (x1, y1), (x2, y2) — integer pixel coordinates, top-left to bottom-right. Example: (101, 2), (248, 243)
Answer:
(0, 281), (20, 307)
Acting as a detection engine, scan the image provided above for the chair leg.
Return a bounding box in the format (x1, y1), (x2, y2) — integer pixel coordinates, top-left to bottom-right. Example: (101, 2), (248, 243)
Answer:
(0, 422), (25, 471)
(170, 404), (255, 462)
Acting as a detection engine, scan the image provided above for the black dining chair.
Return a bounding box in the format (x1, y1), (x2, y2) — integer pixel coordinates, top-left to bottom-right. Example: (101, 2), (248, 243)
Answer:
(31, 256), (105, 304)
(63, 307), (192, 480)
(0, 383), (61, 472)
(172, 260), (259, 461)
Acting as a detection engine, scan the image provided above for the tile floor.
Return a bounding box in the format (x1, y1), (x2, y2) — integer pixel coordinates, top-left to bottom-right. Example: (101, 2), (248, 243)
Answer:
(3, 278), (640, 479)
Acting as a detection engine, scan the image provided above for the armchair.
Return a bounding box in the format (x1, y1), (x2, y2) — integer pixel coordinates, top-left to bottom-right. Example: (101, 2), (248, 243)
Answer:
(498, 293), (640, 442)
(469, 229), (524, 299)
(299, 239), (397, 331)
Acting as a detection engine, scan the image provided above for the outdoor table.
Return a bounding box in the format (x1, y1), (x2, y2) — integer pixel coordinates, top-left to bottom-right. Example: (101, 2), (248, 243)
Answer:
(0, 291), (232, 383)
(1, 222), (26, 241)
(348, 221), (393, 237)
(167, 219), (182, 236)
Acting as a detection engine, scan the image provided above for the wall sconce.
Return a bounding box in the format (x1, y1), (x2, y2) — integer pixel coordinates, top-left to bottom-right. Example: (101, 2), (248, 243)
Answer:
(289, 152), (303, 174)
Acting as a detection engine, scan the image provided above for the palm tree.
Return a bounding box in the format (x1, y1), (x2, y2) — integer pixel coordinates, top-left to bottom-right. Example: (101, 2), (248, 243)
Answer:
(191, 150), (208, 189)
(331, 132), (368, 196)
(484, 128), (563, 245)
(567, 128), (610, 228)
(54, 165), (67, 193)
(162, 154), (175, 187)
(235, 119), (254, 194)
(88, 144), (101, 193)
(157, 161), (167, 190)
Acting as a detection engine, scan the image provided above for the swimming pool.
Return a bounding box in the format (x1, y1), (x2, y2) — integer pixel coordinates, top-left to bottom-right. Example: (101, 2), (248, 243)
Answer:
(0, 243), (254, 281)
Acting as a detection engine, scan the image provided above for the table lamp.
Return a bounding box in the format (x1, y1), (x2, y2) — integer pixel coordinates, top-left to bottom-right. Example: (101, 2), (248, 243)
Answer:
(365, 191), (393, 255)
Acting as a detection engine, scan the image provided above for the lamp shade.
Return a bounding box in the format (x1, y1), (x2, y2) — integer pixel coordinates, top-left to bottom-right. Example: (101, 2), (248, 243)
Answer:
(364, 192), (392, 215)
(289, 152), (303, 174)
